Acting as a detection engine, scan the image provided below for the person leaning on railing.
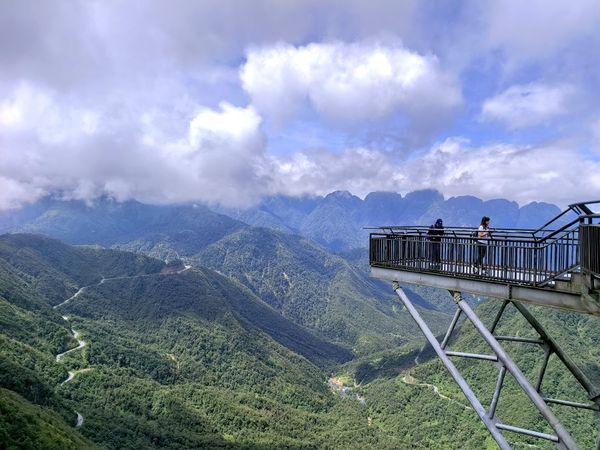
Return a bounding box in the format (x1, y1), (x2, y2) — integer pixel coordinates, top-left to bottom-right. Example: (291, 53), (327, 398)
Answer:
(474, 216), (491, 274)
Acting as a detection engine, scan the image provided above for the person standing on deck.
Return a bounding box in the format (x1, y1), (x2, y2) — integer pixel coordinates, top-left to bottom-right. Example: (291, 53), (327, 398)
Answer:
(474, 216), (491, 274)
(428, 218), (444, 268)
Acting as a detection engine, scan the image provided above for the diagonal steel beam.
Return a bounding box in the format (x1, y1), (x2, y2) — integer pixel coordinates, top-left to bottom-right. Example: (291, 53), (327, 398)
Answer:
(393, 284), (511, 450)
(451, 291), (578, 450)
(510, 301), (600, 402)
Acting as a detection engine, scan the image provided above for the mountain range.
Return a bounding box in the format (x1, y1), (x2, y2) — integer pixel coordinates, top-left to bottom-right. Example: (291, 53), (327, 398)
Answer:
(0, 189), (564, 253)
(0, 190), (597, 449)
(217, 189), (564, 250)
(0, 234), (382, 449)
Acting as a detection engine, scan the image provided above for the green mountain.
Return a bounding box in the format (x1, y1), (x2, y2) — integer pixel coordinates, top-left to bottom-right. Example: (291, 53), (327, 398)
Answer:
(0, 233), (396, 449)
(1, 193), (594, 448)
(0, 388), (98, 450)
(195, 227), (452, 355)
(0, 233), (165, 307)
(0, 196), (457, 356)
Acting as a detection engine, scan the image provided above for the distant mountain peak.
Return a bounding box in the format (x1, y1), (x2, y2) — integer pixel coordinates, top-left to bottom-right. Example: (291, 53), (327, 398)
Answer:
(325, 190), (359, 200)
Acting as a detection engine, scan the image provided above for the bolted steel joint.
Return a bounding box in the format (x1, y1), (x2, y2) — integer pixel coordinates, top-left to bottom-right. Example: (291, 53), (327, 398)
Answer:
(449, 290), (463, 304)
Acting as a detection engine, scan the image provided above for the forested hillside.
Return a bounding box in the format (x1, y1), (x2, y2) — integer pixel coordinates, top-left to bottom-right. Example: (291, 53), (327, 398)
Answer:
(0, 197), (597, 449)
(196, 226), (452, 355)
(0, 234), (391, 449)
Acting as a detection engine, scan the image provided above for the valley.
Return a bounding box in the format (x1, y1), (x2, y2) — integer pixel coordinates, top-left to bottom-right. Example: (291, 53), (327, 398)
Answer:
(0, 194), (598, 449)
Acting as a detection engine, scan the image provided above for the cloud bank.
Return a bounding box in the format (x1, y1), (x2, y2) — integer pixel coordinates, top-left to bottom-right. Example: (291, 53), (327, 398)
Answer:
(1, 0), (600, 211)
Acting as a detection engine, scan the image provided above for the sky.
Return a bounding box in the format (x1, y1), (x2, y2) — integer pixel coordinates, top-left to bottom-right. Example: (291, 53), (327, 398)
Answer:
(1, 0), (599, 210)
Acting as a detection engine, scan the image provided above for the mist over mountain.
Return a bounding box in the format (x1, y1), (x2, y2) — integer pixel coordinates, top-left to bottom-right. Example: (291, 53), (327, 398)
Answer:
(0, 197), (246, 256)
(217, 189), (563, 251)
(0, 190), (565, 255)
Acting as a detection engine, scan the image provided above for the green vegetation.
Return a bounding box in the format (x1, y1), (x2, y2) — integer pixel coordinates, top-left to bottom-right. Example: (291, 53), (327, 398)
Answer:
(196, 227), (452, 355)
(0, 388), (97, 450)
(1, 230), (598, 449)
(0, 234), (164, 306)
(0, 234), (386, 449)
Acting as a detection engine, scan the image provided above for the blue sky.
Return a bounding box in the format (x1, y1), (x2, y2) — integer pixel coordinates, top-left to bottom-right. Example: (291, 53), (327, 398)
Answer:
(0, 0), (599, 209)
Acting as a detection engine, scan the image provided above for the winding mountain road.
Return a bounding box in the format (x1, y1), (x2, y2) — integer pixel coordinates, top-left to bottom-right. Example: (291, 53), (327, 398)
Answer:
(61, 368), (92, 385)
(61, 371), (75, 385)
(54, 262), (193, 428)
(53, 287), (87, 309)
(56, 314), (88, 428)
(55, 329), (86, 362)
(75, 411), (84, 428)
(414, 344), (425, 366)
(401, 373), (471, 410)
(54, 263), (191, 310)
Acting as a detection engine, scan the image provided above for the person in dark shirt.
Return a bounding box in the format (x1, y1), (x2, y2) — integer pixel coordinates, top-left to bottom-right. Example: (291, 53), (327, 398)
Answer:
(428, 218), (444, 267)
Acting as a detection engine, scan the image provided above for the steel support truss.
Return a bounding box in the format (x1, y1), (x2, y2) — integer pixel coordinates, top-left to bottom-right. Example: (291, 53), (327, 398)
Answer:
(392, 282), (600, 450)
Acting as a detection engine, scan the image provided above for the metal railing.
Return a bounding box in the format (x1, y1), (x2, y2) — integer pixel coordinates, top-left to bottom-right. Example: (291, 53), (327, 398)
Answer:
(369, 201), (600, 288)
(370, 229), (577, 286)
(581, 224), (600, 278)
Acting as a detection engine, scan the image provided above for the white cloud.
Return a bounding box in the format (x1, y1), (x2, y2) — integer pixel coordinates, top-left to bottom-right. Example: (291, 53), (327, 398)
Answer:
(407, 138), (600, 207)
(1, 76), (596, 210)
(1, 1), (599, 211)
(0, 82), (102, 145)
(0, 176), (45, 210)
(268, 147), (402, 197)
(0, 82), (271, 208)
(481, 0), (600, 62)
(261, 138), (600, 207)
(241, 41), (462, 127)
(481, 83), (574, 129)
(188, 103), (262, 151)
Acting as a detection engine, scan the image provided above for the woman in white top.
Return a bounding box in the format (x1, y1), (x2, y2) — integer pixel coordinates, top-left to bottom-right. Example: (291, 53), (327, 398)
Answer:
(475, 216), (491, 273)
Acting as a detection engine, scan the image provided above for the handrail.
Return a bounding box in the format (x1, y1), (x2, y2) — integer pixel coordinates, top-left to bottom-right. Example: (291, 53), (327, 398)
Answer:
(368, 201), (600, 289)
(368, 213), (600, 244)
(569, 199), (600, 215)
(369, 231), (579, 287)
(533, 200), (600, 236)
(369, 224), (582, 285)
(533, 207), (573, 234)
(535, 216), (580, 242)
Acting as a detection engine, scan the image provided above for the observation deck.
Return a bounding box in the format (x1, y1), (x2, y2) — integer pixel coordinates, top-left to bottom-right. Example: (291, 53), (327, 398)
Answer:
(368, 201), (600, 449)
(369, 201), (600, 316)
